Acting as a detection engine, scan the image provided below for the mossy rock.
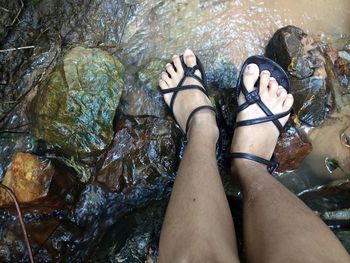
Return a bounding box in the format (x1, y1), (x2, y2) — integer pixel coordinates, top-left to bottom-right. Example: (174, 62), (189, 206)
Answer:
(30, 47), (124, 162)
(138, 59), (166, 91)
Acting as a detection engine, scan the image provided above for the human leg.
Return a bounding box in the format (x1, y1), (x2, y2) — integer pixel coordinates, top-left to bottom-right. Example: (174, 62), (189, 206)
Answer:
(231, 63), (350, 263)
(158, 49), (239, 263)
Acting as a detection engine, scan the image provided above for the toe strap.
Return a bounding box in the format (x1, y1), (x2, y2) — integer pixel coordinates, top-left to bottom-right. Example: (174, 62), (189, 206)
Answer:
(229, 152), (279, 173)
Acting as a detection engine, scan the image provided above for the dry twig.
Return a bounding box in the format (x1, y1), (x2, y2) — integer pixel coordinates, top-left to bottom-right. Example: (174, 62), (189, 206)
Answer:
(0, 6), (10, 12)
(11, 0), (24, 26)
(0, 45), (35, 53)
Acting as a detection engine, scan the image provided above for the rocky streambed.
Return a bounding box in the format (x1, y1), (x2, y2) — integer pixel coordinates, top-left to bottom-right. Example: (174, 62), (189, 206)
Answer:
(0, 1), (350, 262)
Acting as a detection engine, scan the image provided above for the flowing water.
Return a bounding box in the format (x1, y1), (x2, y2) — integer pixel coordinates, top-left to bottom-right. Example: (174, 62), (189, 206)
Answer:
(121, 0), (350, 66)
(120, 0), (350, 193)
(1, 0), (350, 261)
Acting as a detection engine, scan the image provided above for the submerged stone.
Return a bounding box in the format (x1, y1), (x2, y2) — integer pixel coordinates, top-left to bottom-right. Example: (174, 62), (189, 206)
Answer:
(300, 181), (350, 228)
(274, 123), (312, 172)
(30, 47), (124, 163)
(296, 77), (328, 126)
(119, 59), (169, 118)
(96, 116), (179, 193)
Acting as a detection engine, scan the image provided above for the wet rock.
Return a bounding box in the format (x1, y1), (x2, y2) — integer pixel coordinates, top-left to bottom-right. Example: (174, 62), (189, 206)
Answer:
(41, 180), (171, 261)
(324, 51), (349, 110)
(296, 77), (328, 126)
(38, 220), (86, 261)
(206, 58), (238, 90)
(0, 131), (35, 180)
(300, 181), (350, 214)
(266, 26), (329, 126)
(299, 181), (350, 229)
(0, 2), (22, 41)
(34, 0), (130, 47)
(138, 59), (166, 92)
(119, 59), (169, 118)
(0, 1), (44, 122)
(0, 152), (54, 206)
(92, 200), (166, 262)
(0, 152), (77, 211)
(209, 87), (237, 130)
(274, 123), (312, 172)
(328, 46), (350, 95)
(97, 116), (179, 193)
(30, 47), (124, 166)
(266, 25), (320, 79)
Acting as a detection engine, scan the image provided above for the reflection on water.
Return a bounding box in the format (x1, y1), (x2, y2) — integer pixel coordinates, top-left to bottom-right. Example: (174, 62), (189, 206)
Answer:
(122, 0), (350, 66)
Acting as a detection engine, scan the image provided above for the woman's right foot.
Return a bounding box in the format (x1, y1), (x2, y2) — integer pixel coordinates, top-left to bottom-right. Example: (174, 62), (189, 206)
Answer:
(159, 49), (218, 140)
(230, 63), (294, 170)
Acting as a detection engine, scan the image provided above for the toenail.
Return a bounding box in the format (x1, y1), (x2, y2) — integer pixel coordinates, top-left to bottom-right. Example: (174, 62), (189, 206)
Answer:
(270, 77), (276, 81)
(166, 63), (171, 67)
(172, 55), (178, 58)
(261, 70), (270, 76)
(246, 64), (255, 73)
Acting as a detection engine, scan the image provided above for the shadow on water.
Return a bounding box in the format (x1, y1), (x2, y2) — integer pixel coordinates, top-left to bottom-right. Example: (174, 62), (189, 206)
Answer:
(0, 0), (350, 262)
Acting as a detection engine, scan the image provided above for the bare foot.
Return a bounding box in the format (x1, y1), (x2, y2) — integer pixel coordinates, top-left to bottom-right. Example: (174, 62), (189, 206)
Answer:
(159, 49), (218, 139)
(231, 63), (294, 169)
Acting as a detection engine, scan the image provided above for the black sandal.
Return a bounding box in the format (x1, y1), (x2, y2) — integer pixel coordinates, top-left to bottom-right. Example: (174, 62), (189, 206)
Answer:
(160, 54), (217, 137)
(229, 55), (292, 173)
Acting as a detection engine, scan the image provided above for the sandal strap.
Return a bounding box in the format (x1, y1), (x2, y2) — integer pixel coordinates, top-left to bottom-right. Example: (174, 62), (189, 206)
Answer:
(237, 86), (289, 134)
(161, 84), (209, 115)
(235, 110), (291, 132)
(229, 152), (279, 173)
(160, 54), (215, 136)
(160, 84), (208, 96)
(186, 105), (217, 135)
(162, 55), (208, 114)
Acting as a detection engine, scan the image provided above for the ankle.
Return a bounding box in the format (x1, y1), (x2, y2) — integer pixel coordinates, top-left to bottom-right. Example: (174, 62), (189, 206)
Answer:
(187, 111), (219, 142)
(231, 158), (266, 174)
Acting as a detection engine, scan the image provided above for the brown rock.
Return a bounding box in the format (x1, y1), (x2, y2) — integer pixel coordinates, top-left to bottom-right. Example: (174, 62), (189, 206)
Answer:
(0, 152), (55, 206)
(96, 116), (179, 193)
(0, 152), (77, 212)
(274, 124), (312, 172)
(266, 26), (329, 127)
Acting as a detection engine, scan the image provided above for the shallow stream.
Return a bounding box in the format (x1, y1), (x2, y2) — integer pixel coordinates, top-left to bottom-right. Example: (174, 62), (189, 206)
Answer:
(0, 0), (350, 262)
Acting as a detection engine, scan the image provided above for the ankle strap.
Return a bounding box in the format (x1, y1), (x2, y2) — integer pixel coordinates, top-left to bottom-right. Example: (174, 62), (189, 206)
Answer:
(229, 152), (279, 173)
(186, 105), (217, 135)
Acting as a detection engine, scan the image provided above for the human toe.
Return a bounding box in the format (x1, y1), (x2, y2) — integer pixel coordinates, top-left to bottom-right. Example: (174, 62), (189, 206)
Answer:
(172, 55), (183, 73)
(276, 86), (287, 97)
(161, 71), (171, 82)
(268, 77), (279, 94)
(259, 70), (270, 93)
(166, 63), (176, 76)
(283, 94), (294, 110)
(183, 49), (197, 68)
(159, 79), (168, 89)
(243, 63), (259, 92)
